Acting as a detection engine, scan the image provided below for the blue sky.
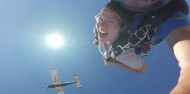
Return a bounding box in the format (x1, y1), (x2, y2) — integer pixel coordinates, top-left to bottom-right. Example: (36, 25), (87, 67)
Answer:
(0, 0), (189, 94)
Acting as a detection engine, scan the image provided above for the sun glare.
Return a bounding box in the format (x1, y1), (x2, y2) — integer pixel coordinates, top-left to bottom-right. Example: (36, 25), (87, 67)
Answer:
(46, 34), (64, 48)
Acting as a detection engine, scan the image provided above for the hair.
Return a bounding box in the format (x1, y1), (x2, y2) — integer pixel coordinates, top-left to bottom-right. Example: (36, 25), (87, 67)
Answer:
(105, 1), (132, 30)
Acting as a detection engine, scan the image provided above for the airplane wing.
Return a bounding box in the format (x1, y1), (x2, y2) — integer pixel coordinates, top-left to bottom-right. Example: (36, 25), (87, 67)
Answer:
(50, 69), (64, 94)
(55, 87), (64, 94)
(51, 68), (61, 84)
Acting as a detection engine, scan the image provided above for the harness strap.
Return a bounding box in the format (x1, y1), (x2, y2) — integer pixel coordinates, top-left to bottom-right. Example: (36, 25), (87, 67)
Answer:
(109, 20), (156, 58)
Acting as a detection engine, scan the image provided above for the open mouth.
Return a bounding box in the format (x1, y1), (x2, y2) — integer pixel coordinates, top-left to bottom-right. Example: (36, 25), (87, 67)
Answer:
(99, 32), (108, 39)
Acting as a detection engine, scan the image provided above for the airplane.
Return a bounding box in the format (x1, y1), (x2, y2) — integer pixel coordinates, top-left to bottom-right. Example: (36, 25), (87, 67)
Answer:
(44, 68), (81, 94)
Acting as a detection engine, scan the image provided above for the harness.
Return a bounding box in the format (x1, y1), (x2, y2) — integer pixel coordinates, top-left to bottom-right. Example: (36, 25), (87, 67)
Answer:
(94, 0), (189, 60)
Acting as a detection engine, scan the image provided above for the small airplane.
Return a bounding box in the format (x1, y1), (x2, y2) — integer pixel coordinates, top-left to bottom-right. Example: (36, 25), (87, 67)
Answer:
(44, 68), (81, 94)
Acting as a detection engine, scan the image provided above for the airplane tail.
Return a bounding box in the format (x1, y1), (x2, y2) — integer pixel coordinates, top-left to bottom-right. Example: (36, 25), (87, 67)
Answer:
(74, 75), (81, 88)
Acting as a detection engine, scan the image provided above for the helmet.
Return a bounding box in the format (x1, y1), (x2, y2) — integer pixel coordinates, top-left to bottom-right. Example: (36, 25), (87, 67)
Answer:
(118, 0), (171, 12)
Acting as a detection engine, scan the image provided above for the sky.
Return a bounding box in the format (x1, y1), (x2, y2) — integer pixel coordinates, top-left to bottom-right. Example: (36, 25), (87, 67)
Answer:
(0, 0), (189, 94)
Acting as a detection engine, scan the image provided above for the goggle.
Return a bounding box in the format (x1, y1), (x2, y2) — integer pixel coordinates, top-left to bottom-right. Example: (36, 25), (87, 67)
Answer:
(95, 14), (120, 27)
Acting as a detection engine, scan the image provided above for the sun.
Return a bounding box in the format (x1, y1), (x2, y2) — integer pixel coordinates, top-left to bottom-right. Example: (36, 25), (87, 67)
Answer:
(46, 34), (64, 48)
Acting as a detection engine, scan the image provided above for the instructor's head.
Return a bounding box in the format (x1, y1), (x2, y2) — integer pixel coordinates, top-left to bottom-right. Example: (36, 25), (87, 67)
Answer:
(116, 0), (171, 12)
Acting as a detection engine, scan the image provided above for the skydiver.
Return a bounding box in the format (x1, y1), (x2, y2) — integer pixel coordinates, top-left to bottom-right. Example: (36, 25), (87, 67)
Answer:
(93, 0), (190, 93)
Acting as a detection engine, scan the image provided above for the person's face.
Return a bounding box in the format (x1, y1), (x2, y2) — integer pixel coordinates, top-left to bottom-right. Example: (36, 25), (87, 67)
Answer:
(95, 8), (121, 45)
(124, 0), (158, 9)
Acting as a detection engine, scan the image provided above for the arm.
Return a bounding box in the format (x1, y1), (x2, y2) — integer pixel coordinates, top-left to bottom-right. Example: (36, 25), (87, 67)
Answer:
(104, 59), (147, 73)
(166, 26), (190, 94)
